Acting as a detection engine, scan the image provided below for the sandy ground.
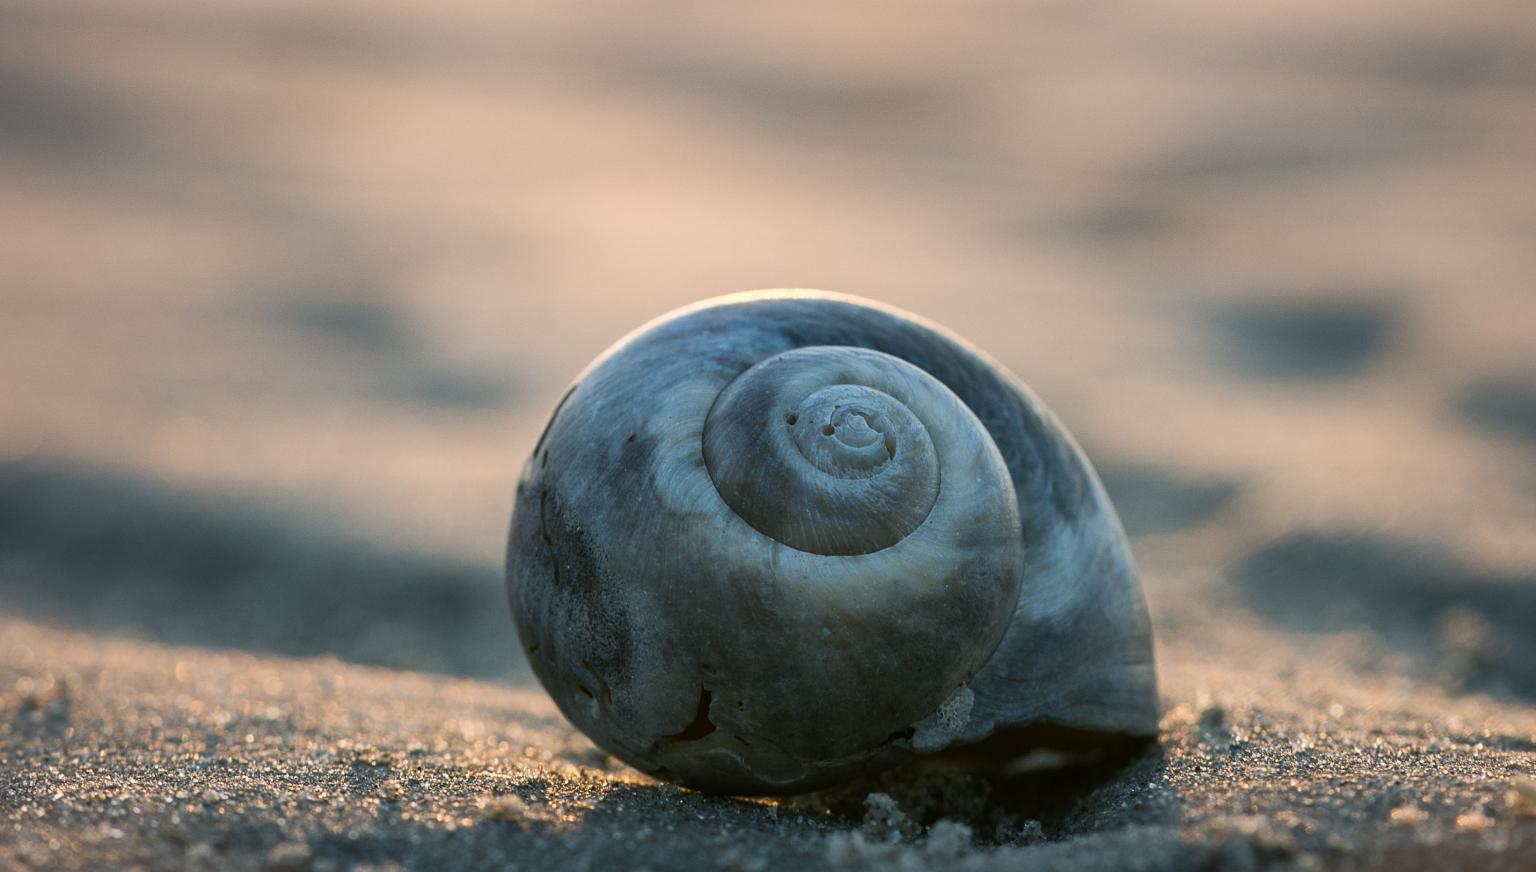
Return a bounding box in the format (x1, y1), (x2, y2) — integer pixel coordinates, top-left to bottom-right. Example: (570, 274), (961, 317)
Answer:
(2, 1), (1536, 869)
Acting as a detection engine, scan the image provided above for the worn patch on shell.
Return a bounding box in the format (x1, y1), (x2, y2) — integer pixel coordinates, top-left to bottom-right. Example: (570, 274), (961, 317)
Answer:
(910, 685), (974, 753)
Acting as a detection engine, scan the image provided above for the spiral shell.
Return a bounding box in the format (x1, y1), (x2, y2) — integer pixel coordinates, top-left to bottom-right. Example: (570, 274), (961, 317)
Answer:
(506, 290), (1157, 794)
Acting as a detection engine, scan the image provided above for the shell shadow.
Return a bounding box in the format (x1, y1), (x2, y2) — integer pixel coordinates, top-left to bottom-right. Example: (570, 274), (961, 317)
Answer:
(0, 460), (518, 679)
(801, 736), (1173, 846)
(985, 741), (1176, 841)
(1227, 532), (1536, 700)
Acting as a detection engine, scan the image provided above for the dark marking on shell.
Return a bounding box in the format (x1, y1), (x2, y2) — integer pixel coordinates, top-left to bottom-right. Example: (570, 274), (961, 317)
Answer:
(662, 687), (717, 743)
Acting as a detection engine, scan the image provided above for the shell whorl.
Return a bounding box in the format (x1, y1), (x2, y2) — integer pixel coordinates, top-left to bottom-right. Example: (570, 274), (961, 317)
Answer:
(702, 347), (943, 556)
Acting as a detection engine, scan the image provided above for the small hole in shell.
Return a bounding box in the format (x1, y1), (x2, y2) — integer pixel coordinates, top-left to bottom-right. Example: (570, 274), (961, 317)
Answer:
(821, 424), (836, 436)
(785, 413), (797, 426)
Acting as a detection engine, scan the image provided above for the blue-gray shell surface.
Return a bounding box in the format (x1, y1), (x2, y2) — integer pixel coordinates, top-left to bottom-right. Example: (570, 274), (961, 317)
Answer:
(506, 291), (1157, 794)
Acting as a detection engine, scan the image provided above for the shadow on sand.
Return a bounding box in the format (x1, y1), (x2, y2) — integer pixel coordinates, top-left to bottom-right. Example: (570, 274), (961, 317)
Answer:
(1228, 532), (1536, 700)
(1199, 296), (1399, 381)
(1455, 374), (1536, 447)
(1094, 462), (1243, 537)
(0, 460), (519, 679)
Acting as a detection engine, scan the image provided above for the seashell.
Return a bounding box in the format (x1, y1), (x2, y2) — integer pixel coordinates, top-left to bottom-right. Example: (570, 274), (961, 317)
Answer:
(506, 290), (1157, 794)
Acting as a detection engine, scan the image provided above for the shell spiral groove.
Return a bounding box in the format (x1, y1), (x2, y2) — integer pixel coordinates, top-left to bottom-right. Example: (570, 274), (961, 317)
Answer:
(702, 346), (953, 556)
(506, 291), (1158, 794)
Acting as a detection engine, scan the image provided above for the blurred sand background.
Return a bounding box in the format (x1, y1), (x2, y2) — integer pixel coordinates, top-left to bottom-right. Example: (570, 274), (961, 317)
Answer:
(2, 1), (1535, 869)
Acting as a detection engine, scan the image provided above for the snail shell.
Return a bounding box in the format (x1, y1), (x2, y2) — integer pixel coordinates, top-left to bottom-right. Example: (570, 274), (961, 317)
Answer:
(506, 291), (1157, 794)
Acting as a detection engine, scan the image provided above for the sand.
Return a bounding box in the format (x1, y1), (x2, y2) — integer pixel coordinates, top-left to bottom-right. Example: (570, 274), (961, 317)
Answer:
(2, 0), (1535, 869)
